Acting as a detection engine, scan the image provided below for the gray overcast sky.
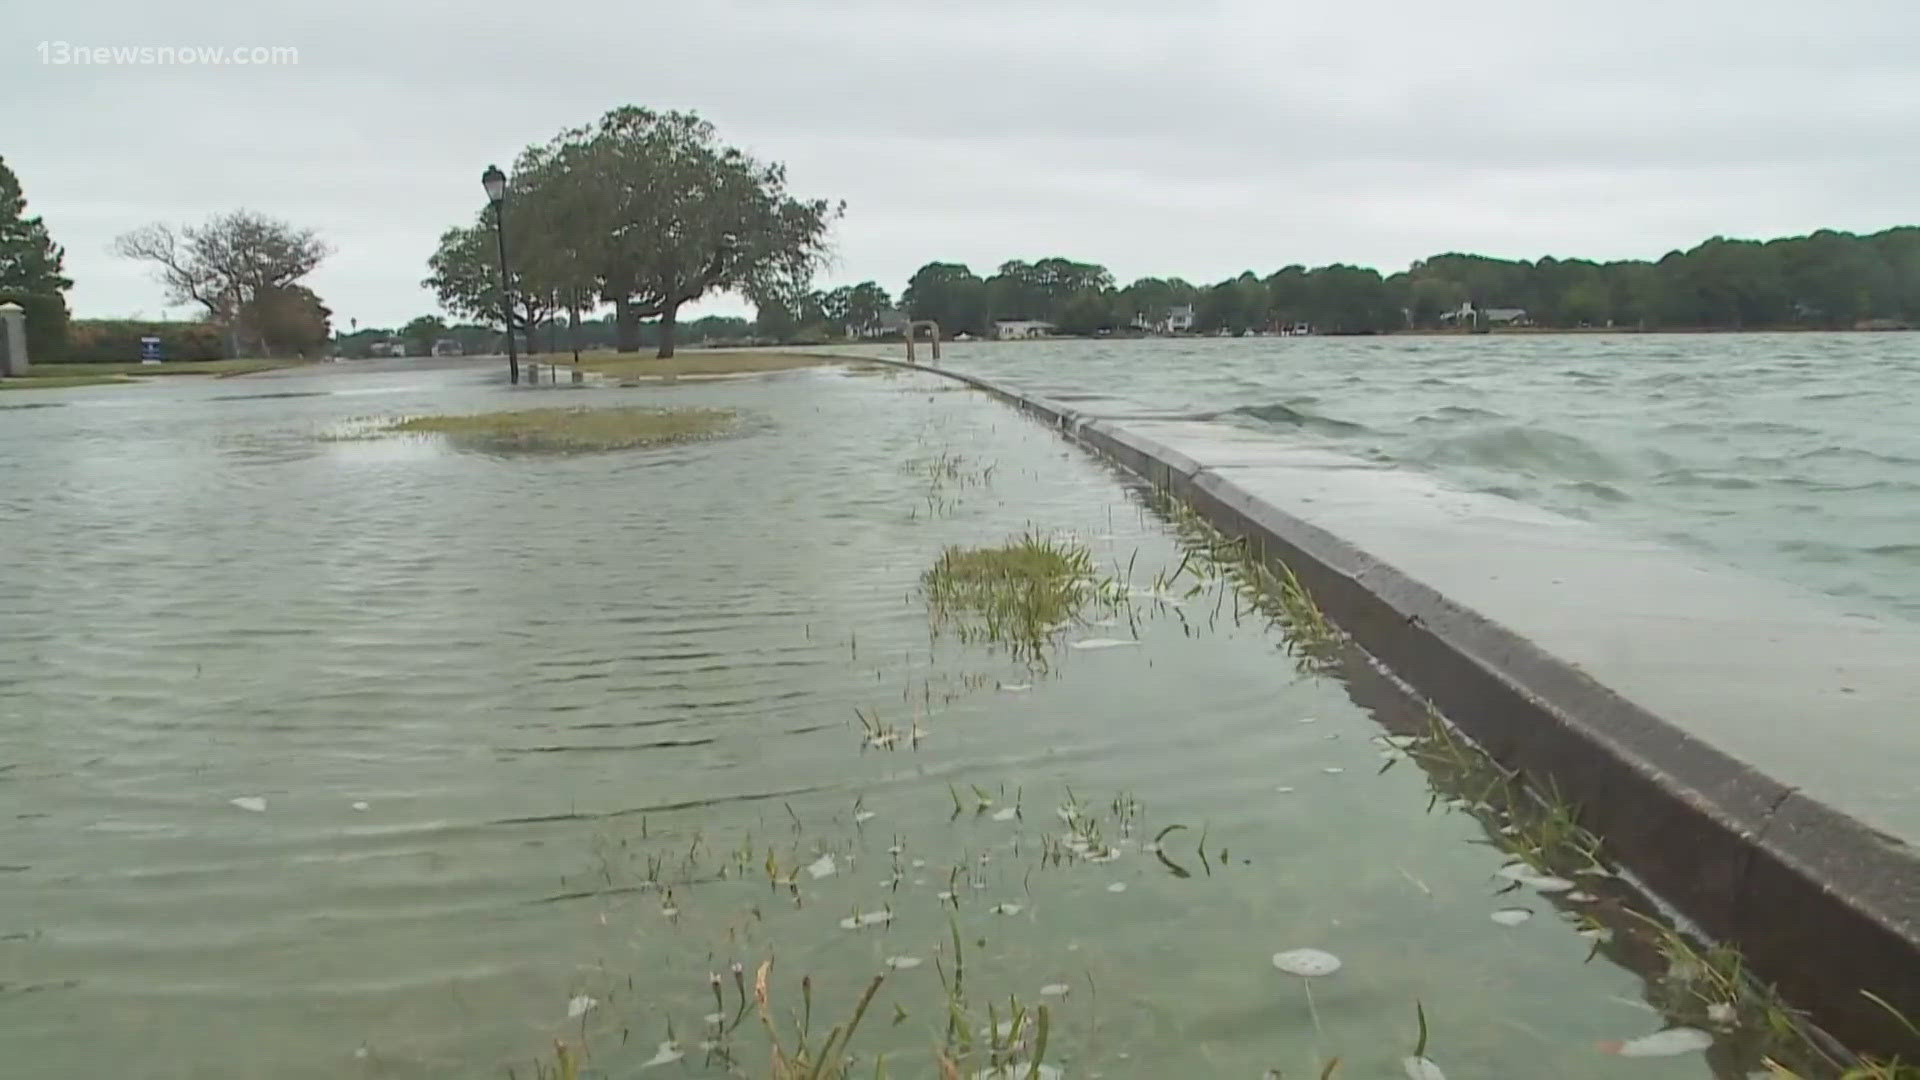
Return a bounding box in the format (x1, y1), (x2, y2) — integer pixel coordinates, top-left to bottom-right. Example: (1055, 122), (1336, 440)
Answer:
(8, 0), (1919, 328)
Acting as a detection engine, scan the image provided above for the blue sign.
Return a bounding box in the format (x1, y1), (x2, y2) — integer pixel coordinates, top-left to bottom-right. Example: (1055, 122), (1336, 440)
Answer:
(139, 335), (163, 363)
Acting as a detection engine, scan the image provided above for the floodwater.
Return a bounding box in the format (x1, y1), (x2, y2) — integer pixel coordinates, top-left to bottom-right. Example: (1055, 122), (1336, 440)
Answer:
(847, 333), (1920, 622)
(0, 361), (1791, 1077)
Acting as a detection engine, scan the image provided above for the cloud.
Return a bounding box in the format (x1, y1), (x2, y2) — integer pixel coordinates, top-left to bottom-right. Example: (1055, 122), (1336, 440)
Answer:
(7, 0), (1916, 326)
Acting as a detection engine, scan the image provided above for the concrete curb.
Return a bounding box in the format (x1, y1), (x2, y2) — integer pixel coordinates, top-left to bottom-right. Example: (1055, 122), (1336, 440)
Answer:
(845, 353), (1920, 1057)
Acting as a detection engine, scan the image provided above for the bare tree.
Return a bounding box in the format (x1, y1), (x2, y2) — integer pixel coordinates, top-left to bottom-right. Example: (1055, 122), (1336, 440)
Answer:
(114, 211), (331, 354)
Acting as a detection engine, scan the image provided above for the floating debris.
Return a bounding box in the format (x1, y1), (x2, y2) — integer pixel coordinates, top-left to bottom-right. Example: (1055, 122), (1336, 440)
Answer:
(1000, 683), (1033, 693)
(1490, 907), (1534, 927)
(1379, 735), (1420, 750)
(1298, 716), (1319, 724)
(1496, 863), (1575, 893)
(1600, 1027), (1713, 1058)
(566, 995), (597, 1019)
(1040, 982), (1072, 997)
(641, 1040), (684, 1068)
(1403, 1056), (1447, 1080)
(1069, 638), (1139, 650)
(350, 801), (369, 812)
(991, 807), (1019, 822)
(1274, 786), (1296, 794)
(703, 1012), (724, 1025)
(1272, 949), (1342, 977)
(1706, 1002), (1736, 1027)
(989, 902), (1024, 916)
(1565, 891), (1598, 903)
(973, 1067), (1062, 1080)
(806, 853), (837, 880)
(885, 956), (923, 970)
(854, 810), (877, 824)
(1106, 882), (1127, 893)
(1322, 767), (1346, 775)
(229, 796), (267, 813)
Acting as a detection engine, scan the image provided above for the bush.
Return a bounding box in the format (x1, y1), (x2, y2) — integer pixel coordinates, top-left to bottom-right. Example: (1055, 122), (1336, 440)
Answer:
(0, 290), (70, 359)
(61, 320), (226, 363)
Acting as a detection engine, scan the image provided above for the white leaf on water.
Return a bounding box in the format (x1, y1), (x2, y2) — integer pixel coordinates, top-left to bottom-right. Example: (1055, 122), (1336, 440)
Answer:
(566, 995), (597, 1018)
(1496, 863), (1576, 893)
(1579, 926), (1615, 943)
(911, 858), (927, 868)
(1380, 735), (1420, 749)
(1298, 716), (1318, 724)
(703, 1011), (724, 1025)
(1707, 1002), (1736, 1026)
(1322, 767), (1345, 775)
(353, 1046), (369, 1060)
(885, 956), (923, 970)
(1106, 882), (1127, 893)
(887, 844), (904, 855)
(1040, 982), (1071, 997)
(1000, 683), (1033, 693)
(854, 811), (877, 824)
(989, 902), (1024, 915)
(1403, 1055), (1447, 1080)
(350, 801), (369, 812)
(1069, 637), (1139, 650)
(806, 853), (837, 879)
(641, 1041), (684, 1068)
(1606, 1027), (1713, 1058)
(991, 807), (1018, 822)
(229, 796), (267, 813)
(660, 907), (678, 918)
(1274, 786), (1296, 794)
(1272, 949), (1342, 977)
(1491, 907), (1534, 927)
(936, 891), (956, 902)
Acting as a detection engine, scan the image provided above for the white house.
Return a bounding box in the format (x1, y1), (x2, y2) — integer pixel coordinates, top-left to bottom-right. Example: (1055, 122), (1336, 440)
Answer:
(1166, 304), (1196, 333)
(1441, 302), (1529, 328)
(994, 320), (1055, 340)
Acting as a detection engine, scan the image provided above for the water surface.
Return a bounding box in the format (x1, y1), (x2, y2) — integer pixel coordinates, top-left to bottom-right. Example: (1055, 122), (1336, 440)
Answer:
(0, 362), (1779, 1076)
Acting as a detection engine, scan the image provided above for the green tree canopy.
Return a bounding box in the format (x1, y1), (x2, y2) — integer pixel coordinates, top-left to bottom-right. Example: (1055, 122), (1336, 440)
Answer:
(0, 155), (74, 357)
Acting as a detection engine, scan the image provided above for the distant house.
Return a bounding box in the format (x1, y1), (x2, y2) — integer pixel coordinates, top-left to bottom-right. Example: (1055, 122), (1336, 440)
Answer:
(430, 338), (464, 357)
(1441, 303), (1529, 328)
(994, 320), (1055, 340)
(858, 308), (911, 338)
(1129, 304), (1198, 334)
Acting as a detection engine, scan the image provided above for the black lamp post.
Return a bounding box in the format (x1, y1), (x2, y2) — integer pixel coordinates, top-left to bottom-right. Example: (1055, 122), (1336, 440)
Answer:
(481, 164), (519, 385)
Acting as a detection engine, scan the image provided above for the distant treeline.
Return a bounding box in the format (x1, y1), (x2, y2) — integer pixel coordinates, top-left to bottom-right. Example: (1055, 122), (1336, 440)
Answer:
(333, 313), (755, 359)
(890, 227), (1920, 337)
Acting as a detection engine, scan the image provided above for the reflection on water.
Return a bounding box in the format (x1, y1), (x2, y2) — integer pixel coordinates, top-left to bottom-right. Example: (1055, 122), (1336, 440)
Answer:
(0, 361), (1766, 1077)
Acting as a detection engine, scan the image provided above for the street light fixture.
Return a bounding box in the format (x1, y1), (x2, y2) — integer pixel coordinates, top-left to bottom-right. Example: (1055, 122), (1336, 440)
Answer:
(481, 163), (519, 384)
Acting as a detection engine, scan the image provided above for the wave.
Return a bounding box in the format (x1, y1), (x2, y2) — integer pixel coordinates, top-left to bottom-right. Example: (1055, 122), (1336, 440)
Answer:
(1411, 405), (1508, 425)
(1419, 425), (1636, 481)
(1222, 402), (1372, 436)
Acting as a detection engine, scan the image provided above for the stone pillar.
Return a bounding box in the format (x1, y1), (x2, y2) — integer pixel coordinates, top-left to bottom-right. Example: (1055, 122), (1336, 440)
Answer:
(0, 302), (26, 377)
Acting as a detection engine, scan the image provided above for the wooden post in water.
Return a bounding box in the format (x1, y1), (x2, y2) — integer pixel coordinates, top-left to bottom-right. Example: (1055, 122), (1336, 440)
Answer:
(905, 320), (941, 364)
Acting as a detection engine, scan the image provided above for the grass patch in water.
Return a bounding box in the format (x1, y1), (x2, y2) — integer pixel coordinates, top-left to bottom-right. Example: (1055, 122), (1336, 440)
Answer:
(923, 531), (1096, 665)
(385, 405), (737, 453)
(0, 373), (135, 390)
